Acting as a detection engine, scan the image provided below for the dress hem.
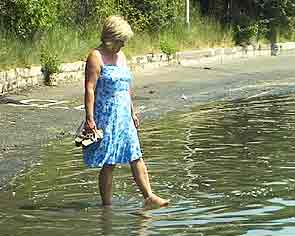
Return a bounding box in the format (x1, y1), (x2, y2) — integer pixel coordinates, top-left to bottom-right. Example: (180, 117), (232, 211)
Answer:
(84, 154), (143, 168)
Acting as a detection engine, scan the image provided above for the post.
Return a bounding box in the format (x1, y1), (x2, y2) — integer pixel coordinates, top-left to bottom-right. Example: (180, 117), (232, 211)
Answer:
(186, 0), (190, 28)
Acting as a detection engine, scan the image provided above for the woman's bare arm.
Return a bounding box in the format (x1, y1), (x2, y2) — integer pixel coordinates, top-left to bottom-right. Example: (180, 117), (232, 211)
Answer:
(84, 50), (101, 130)
(120, 51), (139, 128)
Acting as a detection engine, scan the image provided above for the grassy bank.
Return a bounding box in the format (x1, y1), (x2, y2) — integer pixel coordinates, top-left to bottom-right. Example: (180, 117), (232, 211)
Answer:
(0, 18), (234, 71)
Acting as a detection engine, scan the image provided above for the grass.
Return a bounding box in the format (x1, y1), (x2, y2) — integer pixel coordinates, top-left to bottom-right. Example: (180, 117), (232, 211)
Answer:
(0, 18), (235, 71)
(160, 17), (234, 50)
(0, 25), (101, 70)
(278, 31), (295, 43)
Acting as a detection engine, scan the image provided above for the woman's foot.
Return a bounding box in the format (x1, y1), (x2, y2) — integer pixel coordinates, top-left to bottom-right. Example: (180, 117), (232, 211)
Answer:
(144, 194), (170, 210)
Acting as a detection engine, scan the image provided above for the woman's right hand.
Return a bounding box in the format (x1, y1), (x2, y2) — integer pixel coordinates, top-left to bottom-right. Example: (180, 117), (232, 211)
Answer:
(85, 119), (97, 133)
(84, 50), (101, 135)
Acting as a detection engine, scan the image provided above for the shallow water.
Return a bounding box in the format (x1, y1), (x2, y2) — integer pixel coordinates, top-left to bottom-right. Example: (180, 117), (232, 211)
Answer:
(1, 94), (295, 236)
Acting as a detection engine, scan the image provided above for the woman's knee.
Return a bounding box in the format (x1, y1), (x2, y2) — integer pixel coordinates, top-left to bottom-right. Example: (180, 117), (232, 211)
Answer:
(102, 164), (116, 171)
(130, 157), (143, 165)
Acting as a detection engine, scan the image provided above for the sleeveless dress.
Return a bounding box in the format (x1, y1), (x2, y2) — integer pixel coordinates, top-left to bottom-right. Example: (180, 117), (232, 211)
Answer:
(83, 64), (142, 167)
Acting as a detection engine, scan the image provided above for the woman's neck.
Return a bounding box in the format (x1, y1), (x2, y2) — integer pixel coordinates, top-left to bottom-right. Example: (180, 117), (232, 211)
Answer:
(98, 45), (119, 65)
(99, 45), (118, 56)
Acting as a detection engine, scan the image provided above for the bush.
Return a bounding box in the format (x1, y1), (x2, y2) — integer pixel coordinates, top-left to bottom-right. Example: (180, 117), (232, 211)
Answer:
(234, 13), (259, 46)
(160, 39), (177, 59)
(234, 23), (259, 46)
(40, 47), (60, 80)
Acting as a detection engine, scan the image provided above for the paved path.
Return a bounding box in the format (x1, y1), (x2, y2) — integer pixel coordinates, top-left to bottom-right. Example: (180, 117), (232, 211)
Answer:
(0, 52), (295, 189)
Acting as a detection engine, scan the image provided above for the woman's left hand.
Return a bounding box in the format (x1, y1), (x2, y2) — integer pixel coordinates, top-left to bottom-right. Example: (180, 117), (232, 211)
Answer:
(132, 113), (140, 129)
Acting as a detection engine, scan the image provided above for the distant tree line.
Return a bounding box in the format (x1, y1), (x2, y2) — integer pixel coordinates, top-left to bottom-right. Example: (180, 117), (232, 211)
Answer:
(0, 0), (294, 45)
(197, 0), (295, 44)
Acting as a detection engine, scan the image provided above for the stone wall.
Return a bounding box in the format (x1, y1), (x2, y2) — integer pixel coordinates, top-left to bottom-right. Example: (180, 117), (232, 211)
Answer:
(0, 66), (42, 94)
(1, 42), (295, 95)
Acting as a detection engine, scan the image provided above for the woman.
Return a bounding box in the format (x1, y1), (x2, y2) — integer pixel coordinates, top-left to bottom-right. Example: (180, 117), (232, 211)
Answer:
(83, 16), (169, 208)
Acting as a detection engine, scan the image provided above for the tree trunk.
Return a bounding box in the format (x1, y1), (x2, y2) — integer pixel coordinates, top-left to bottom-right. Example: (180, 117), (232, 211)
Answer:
(270, 24), (279, 56)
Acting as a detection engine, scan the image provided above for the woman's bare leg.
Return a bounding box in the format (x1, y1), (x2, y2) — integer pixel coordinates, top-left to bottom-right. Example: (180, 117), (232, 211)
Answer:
(130, 158), (169, 208)
(99, 164), (115, 206)
(130, 158), (152, 198)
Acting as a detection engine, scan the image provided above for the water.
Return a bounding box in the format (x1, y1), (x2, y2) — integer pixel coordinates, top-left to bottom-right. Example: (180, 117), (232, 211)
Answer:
(1, 94), (295, 236)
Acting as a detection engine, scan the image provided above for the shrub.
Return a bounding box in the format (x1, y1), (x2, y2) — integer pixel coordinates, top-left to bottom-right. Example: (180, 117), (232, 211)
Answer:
(234, 21), (259, 46)
(160, 39), (177, 59)
(234, 15), (259, 45)
(40, 47), (60, 83)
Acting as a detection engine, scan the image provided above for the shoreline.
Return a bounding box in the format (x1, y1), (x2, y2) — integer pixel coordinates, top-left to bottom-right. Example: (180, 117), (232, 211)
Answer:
(1, 42), (295, 96)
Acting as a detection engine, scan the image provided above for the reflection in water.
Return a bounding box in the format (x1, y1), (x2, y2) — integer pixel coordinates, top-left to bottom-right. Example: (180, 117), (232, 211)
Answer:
(1, 94), (295, 235)
(100, 207), (115, 236)
(99, 207), (153, 236)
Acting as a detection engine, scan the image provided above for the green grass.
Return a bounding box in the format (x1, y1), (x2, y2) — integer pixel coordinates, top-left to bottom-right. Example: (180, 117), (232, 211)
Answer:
(161, 17), (234, 50)
(0, 19), (234, 71)
(0, 25), (101, 70)
(278, 31), (295, 43)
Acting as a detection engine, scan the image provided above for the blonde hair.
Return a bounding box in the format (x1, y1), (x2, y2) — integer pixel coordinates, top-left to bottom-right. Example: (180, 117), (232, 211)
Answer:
(101, 16), (134, 48)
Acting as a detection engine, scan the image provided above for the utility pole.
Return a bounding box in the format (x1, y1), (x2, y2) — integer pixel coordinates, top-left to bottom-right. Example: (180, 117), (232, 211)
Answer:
(186, 0), (190, 28)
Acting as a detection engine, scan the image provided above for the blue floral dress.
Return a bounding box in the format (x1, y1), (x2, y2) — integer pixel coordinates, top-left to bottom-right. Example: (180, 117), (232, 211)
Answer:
(83, 65), (142, 167)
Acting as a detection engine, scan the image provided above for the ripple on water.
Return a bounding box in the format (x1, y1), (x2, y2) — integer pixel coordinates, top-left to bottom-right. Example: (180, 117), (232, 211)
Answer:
(1, 94), (295, 235)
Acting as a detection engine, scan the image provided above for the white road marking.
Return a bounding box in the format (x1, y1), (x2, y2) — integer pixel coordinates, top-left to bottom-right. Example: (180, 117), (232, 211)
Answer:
(38, 101), (68, 108)
(7, 99), (70, 109)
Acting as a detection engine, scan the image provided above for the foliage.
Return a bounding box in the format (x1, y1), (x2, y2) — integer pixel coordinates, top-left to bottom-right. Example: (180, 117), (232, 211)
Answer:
(0, 0), (234, 70)
(120, 0), (184, 32)
(40, 47), (60, 78)
(57, 0), (118, 26)
(255, 0), (295, 41)
(0, 0), (58, 39)
(0, 19), (234, 70)
(255, 0), (295, 26)
(234, 21), (259, 46)
(160, 39), (177, 58)
(198, 0), (295, 43)
(1, 0), (295, 48)
(54, 0), (184, 33)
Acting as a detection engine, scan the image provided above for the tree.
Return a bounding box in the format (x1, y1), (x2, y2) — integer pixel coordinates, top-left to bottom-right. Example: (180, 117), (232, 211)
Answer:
(121, 0), (184, 32)
(197, 0), (295, 45)
(0, 0), (58, 39)
(255, 0), (295, 42)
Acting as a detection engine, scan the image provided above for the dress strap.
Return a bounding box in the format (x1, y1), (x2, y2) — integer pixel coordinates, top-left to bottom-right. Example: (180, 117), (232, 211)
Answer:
(95, 48), (124, 67)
